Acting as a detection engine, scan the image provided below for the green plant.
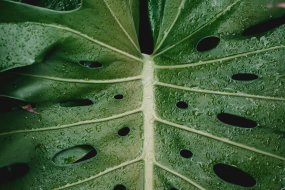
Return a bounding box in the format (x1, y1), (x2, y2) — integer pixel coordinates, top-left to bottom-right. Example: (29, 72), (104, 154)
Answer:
(0, 0), (285, 189)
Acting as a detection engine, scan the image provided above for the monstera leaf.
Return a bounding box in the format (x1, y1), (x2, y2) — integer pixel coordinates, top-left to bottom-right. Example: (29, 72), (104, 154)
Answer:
(0, 0), (285, 189)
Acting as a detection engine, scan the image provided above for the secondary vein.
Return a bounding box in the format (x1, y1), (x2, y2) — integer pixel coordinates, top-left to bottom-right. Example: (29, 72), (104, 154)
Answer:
(26, 22), (143, 62)
(15, 73), (142, 84)
(155, 81), (285, 101)
(0, 109), (142, 136)
(154, 46), (285, 68)
(155, 162), (206, 190)
(153, 0), (186, 54)
(153, 0), (241, 57)
(53, 157), (143, 190)
(156, 118), (285, 161)
(103, 0), (141, 53)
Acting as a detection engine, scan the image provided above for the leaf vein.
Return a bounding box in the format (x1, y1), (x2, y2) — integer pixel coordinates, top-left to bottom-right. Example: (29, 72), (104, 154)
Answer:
(53, 157), (143, 190)
(25, 22), (143, 62)
(156, 118), (285, 161)
(155, 81), (285, 101)
(14, 73), (142, 83)
(103, 0), (141, 52)
(0, 109), (142, 136)
(153, 0), (186, 54)
(154, 46), (285, 68)
(155, 162), (206, 190)
(153, 0), (241, 57)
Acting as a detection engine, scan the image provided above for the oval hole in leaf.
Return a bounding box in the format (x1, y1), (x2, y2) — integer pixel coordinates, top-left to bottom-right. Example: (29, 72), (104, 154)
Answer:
(232, 73), (258, 81)
(53, 145), (97, 165)
(79, 61), (102, 68)
(20, 0), (41, 6)
(217, 113), (257, 128)
(118, 127), (130, 136)
(114, 94), (124, 99)
(114, 184), (126, 190)
(176, 101), (188, 109)
(20, 0), (81, 11)
(213, 164), (256, 187)
(180, 149), (193, 158)
(197, 37), (220, 52)
(242, 16), (285, 36)
(0, 163), (29, 184)
(139, 0), (154, 54)
(60, 99), (93, 107)
(170, 188), (178, 190)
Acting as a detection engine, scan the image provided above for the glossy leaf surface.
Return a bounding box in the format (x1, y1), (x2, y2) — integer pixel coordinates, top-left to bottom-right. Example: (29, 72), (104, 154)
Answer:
(1, 0), (285, 189)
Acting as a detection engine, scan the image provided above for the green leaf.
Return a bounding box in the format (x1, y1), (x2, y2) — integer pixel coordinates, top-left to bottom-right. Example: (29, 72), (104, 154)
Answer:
(53, 145), (96, 165)
(0, 0), (285, 189)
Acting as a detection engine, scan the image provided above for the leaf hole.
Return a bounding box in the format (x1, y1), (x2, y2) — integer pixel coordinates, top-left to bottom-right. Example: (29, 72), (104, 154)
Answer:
(139, 0), (154, 54)
(180, 149), (193, 158)
(213, 164), (256, 187)
(79, 61), (102, 68)
(30, 103), (36, 108)
(118, 127), (130, 136)
(170, 188), (178, 190)
(19, 0), (81, 11)
(53, 145), (97, 165)
(232, 73), (258, 81)
(114, 184), (126, 190)
(176, 101), (188, 109)
(217, 113), (257, 128)
(242, 16), (285, 36)
(72, 149), (97, 163)
(114, 94), (124, 99)
(197, 37), (220, 52)
(0, 163), (29, 184)
(60, 99), (93, 107)
(20, 0), (41, 6)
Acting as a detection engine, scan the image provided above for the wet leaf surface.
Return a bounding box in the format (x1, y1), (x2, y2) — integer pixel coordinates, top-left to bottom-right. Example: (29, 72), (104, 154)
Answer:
(1, 0), (285, 189)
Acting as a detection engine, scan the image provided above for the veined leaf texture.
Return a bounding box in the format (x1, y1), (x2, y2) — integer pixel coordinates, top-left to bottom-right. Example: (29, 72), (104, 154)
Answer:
(0, 0), (285, 189)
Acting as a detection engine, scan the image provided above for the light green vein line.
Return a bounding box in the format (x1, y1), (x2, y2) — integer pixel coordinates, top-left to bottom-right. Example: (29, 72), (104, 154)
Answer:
(153, 0), (241, 57)
(128, 0), (139, 38)
(0, 109), (142, 136)
(155, 162), (206, 190)
(155, 81), (285, 101)
(26, 22), (143, 62)
(153, 0), (186, 54)
(15, 73), (142, 83)
(129, 0), (133, 16)
(154, 46), (285, 68)
(156, 118), (285, 161)
(53, 157), (143, 190)
(103, 0), (141, 53)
